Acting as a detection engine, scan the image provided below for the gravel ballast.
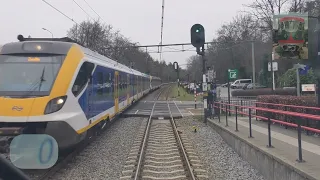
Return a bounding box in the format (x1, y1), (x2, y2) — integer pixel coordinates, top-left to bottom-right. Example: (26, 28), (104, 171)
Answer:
(51, 117), (144, 180)
(176, 116), (265, 180)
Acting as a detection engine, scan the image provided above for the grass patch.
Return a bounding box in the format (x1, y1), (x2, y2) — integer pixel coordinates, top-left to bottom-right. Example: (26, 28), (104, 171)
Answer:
(169, 85), (202, 101)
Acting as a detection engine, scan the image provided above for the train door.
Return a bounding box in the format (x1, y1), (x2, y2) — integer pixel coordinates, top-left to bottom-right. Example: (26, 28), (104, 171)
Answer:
(127, 74), (130, 105)
(114, 71), (119, 113)
(131, 74), (135, 102)
(136, 76), (139, 98)
(150, 76), (152, 89)
(71, 61), (94, 119)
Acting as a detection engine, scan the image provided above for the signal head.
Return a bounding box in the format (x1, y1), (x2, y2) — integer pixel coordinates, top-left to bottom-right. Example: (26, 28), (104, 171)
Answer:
(173, 61), (178, 71)
(191, 24), (205, 48)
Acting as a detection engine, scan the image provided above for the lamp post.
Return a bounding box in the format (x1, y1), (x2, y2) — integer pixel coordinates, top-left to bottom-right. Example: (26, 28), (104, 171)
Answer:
(42, 28), (53, 38)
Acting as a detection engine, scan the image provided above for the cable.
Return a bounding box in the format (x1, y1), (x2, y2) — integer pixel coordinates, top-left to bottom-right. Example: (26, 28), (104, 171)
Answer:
(42, 0), (78, 24)
(72, 0), (94, 21)
(147, 49), (195, 53)
(83, 0), (105, 22)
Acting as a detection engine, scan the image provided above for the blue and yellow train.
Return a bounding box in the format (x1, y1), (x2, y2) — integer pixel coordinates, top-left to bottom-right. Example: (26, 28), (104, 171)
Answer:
(0, 35), (162, 150)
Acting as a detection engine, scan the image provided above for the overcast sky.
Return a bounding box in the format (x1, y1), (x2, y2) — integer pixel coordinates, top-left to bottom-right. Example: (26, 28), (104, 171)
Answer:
(0, 0), (253, 68)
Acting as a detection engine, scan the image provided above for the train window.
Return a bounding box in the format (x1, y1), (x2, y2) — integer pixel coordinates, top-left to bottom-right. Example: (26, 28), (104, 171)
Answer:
(106, 73), (110, 83)
(125, 74), (128, 89)
(119, 75), (122, 90)
(97, 72), (103, 94)
(72, 62), (94, 97)
(105, 73), (110, 95)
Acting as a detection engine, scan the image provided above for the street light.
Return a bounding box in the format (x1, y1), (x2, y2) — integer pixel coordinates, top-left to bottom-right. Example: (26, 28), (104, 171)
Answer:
(42, 28), (53, 38)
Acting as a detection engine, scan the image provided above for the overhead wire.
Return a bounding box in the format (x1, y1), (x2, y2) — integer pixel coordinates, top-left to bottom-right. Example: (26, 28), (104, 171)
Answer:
(42, 0), (79, 24)
(72, 0), (95, 21)
(42, 0), (198, 55)
(83, 0), (105, 22)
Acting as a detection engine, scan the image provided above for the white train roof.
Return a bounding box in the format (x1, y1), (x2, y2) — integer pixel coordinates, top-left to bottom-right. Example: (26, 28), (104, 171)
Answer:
(79, 44), (158, 79)
(2, 35), (160, 80)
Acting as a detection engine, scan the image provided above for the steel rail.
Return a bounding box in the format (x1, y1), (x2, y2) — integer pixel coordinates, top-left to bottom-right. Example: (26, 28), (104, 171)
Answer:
(133, 85), (168, 180)
(167, 101), (196, 180)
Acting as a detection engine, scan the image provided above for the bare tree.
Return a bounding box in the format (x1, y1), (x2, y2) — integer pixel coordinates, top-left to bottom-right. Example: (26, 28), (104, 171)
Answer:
(67, 20), (185, 82)
(186, 13), (272, 83)
(243, 0), (290, 39)
(303, 0), (320, 16)
(289, 0), (305, 12)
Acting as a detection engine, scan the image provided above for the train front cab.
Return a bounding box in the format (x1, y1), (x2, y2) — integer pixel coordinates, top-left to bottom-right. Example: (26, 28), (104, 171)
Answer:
(0, 42), (95, 150)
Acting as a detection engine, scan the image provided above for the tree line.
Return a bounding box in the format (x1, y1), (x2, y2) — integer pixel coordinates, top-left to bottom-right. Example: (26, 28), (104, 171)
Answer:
(185, 0), (320, 86)
(67, 21), (184, 82)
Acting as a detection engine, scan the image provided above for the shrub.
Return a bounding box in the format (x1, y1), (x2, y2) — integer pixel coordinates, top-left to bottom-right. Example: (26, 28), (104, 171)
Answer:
(256, 95), (319, 129)
(231, 88), (296, 97)
(278, 67), (317, 87)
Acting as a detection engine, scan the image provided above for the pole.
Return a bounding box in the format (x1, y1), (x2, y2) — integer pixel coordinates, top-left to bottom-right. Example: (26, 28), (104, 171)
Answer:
(272, 71), (275, 90)
(251, 41), (256, 89)
(194, 80), (197, 109)
(42, 28), (53, 38)
(317, 16), (320, 107)
(227, 70), (231, 116)
(318, 79), (320, 107)
(270, 58), (275, 91)
(201, 45), (207, 123)
(297, 68), (301, 96)
(177, 68), (180, 96)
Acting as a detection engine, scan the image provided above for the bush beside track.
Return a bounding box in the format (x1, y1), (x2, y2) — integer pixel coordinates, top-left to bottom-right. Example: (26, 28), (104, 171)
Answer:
(168, 84), (202, 101)
(256, 95), (320, 129)
(231, 88), (296, 97)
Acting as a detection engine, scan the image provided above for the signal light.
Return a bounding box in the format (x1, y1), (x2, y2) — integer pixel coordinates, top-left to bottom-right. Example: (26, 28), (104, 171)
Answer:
(173, 61), (178, 71)
(191, 24), (205, 48)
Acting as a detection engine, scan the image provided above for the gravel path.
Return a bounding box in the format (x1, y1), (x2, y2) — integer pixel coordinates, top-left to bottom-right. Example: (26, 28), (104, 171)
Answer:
(176, 116), (265, 180)
(51, 117), (144, 180)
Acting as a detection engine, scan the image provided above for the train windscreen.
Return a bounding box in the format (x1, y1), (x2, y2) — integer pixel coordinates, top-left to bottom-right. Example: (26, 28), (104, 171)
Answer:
(0, 54), (65, 97)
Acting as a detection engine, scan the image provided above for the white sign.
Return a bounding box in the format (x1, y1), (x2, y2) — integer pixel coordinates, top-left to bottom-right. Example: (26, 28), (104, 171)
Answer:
(204, 99), (207, 109)
(207, 70), (214, 82)
(229, 71), (237, 79)
(202, 82), (207, 91)
(302, 84), (316, 92)
(268, 62), (278, 71)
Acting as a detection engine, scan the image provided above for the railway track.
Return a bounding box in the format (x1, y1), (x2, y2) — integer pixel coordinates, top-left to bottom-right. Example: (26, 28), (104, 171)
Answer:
(19, 85), (167, 180)
(120, 85), (208, 180)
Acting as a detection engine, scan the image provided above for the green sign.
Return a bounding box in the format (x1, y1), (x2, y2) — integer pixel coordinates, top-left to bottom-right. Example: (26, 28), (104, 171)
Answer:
(228, 69), (238, 79)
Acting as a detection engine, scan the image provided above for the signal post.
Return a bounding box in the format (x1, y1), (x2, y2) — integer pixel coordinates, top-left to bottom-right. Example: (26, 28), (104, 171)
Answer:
(190, 24), (207, 123)
(173, 61), (180, 96)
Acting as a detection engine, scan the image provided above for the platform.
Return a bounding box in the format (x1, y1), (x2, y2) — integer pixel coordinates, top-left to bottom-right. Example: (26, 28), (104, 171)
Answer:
(208, 116), (320, 180)
(122, 101), (203, 118)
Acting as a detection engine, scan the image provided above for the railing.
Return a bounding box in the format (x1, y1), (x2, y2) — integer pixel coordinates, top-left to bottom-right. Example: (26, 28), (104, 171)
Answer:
(255, 102), (320, 134)
(212, 101), (320, 162)
(219, 96), (256, 107)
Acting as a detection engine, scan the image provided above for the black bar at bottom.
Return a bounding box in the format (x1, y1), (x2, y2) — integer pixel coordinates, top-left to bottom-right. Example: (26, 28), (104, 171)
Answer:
(0, 155), (31, 180)
(267, 114), (273, 148)
(297, 122), (304, 162)
(235, 106), (238, 131)
(248, 109), (253, 138)
(225, 103), (228, 127)
(218, 102), (221, 123)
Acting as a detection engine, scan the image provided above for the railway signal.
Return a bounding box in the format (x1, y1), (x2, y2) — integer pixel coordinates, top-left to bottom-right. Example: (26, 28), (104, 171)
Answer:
(173, 61), (180, 96)
(190, 24), (205, 54)
(173, 61), (178, 72)
(191, 24), (207, 123)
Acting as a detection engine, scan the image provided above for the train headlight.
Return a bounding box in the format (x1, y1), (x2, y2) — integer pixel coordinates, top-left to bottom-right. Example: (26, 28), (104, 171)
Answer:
(44, 96), (67, 114)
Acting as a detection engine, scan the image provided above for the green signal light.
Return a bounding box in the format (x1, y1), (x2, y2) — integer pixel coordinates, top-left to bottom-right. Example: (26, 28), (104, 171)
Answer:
(196, 29), (200, 32)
